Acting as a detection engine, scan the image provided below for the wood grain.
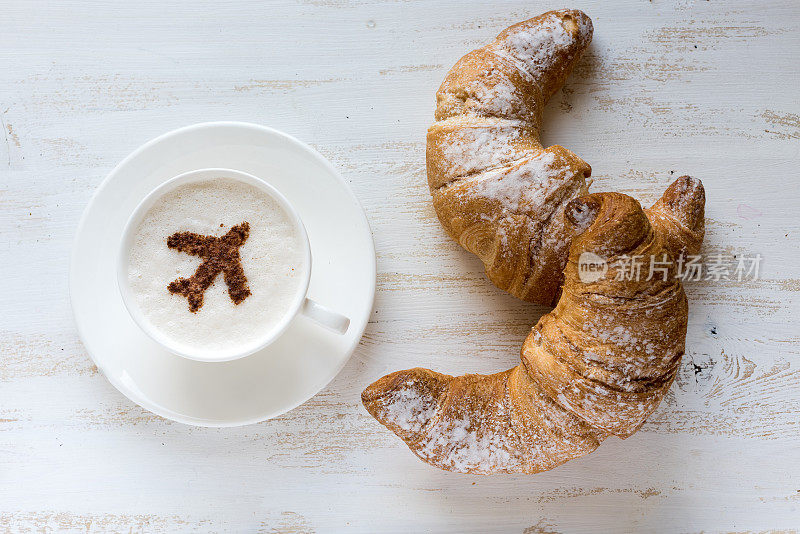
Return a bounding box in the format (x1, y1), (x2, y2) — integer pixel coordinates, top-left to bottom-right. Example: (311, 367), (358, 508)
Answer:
(1, 0), (799, 531)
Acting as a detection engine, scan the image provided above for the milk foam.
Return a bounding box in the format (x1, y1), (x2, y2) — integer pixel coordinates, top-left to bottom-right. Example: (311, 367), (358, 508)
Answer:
(127, 178), (305, 354)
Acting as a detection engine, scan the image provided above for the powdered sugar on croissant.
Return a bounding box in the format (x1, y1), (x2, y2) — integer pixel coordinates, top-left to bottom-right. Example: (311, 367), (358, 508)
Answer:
(427, 9), (594, 305)
(363, 177), (705, 474)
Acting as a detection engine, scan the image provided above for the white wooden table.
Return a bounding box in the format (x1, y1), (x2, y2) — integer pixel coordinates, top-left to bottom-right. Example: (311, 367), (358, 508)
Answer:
(2, 1), (799, 531)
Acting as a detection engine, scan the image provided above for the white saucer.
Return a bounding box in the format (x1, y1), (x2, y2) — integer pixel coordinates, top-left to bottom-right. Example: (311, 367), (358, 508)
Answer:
(70, 122), (376, 426)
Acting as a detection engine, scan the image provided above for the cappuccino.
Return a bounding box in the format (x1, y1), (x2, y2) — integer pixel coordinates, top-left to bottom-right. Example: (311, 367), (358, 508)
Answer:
(126, 177), (305, 354)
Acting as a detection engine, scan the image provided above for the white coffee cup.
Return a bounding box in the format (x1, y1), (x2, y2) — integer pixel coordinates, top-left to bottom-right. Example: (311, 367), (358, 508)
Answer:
(117, 168), (350, 362)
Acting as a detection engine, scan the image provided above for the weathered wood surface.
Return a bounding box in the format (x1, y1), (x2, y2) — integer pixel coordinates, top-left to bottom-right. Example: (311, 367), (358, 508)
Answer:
(1, 0), (799, 531)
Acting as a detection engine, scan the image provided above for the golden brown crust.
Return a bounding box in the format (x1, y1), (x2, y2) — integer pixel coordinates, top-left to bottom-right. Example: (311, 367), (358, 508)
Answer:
(645, 174), (706, 258)
(362, 177), (706, 474)
(366, 10), (708, 476)
(426, 9), (594, 305)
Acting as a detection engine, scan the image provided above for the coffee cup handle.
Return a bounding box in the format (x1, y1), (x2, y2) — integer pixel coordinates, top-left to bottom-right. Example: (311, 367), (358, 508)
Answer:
(301, 298), (350, 334)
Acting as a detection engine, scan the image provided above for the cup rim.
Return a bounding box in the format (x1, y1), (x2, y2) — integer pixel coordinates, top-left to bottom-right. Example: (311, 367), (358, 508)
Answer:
(116, 167), (312, 363)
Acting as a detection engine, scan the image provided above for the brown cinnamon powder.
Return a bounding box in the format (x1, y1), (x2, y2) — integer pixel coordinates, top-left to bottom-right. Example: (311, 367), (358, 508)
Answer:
(166, 222), (252, 312)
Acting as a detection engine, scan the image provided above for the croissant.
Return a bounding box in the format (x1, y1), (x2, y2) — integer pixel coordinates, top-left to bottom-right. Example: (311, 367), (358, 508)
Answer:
(362, 176), (705, 474)
(427, 9), (594, 305)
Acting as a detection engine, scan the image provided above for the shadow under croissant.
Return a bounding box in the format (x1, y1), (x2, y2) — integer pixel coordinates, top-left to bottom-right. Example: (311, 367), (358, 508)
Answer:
(362, 176), (706, 474)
